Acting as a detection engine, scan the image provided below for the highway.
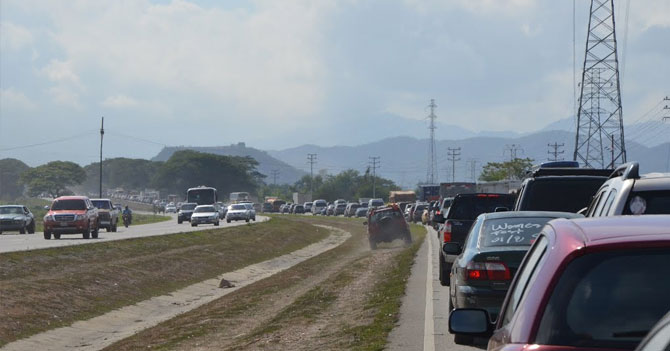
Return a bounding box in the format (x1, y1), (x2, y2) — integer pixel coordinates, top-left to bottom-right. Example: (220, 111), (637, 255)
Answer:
(0, 214), (268, 254)
(388, 225), (486, 350)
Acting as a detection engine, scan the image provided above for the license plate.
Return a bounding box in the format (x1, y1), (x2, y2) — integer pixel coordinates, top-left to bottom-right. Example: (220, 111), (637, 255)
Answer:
(60, 222), (68, 226)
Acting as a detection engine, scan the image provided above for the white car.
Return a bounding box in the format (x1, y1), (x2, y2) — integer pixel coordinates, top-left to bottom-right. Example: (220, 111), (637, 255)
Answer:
(190, 205), (220, 227)
(242, 203), (256, 221)
(226, 204), (252, 223)
(165, 204), (177, 213)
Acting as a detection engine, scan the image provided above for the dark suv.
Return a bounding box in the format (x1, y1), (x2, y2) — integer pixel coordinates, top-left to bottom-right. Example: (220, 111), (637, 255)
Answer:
(514, 161), (610, 213)
(437, 193), (514, 285)
(366, 205), (412, 250)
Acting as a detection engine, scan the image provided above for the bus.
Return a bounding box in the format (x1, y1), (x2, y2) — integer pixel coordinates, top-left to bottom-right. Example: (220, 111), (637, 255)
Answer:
(230, 192), (250, 203)
(187, 186), (218, 205)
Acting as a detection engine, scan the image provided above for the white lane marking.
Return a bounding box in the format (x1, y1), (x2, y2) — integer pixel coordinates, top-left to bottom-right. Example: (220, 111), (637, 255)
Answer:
(423, 231), (435, 351)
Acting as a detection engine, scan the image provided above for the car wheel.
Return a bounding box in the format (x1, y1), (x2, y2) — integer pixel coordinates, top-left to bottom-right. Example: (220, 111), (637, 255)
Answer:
(44, 231), (52, 240)
(19, 225), (26, 234)
(245, 218), (250, 223)
(28, 221), (36, 234)
(83, 226), (91, 239)
(191, 223), (197, 227)
(227, 219), (231, 223)
(454, 334), (474, 345)
(215, 221), (219, 226)
(54, 233), (61, 239)
(91, 223), (99, 239)
(439, 255), (450, 286)
(111, 223), (117, 232)
(178, 219), (183, 224)
(252, 216), (256, 221)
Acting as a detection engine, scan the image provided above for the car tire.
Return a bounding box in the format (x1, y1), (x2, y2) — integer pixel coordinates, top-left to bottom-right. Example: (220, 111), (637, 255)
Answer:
(54, 233), (61, 239)
(252, 217), (256, 221)
(245, 218), (250, 223)
(191, 223), (197, 227)
(44, 231), (52, 240)
(20, 226), (26, 234)
(178, 219), (183, 224)
(111, 223), (117, 232)
(454, 334), (474, 346)
(227, 219), (231, 223)
(439, 255), (450, 286)
(28, 221), (36, 234)
(91, 223), (99, 239)
(83, 226), (90, 239)
(215, 221), (219, 226)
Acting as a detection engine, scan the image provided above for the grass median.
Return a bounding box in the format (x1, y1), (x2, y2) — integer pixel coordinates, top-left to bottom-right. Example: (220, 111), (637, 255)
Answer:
(0, 217), (328, 346)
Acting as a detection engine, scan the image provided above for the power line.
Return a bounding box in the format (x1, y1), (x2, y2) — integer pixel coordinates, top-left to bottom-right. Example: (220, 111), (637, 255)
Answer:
(504, 144), (524, 161)
(547, 142), (565, 161)
(307, 153), (317, 197)
(0, 131), (96, 152)
(447, 147), (461, 183)
(426, 99), (438, 184)
(270, 169), (280, 185)
(368, 156), (380, 198)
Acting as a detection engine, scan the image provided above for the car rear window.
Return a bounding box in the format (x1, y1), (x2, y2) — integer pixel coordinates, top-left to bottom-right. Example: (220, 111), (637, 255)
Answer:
(181, 204), (197, 210)
(480, 217), (551, 247)
(520, 178), (606, 212)
(195, 206), (215, 213)
(536, 248), (670, 349)
(51, 200), (87, 210)
(0, 207), (23, 214)
(231, 204), (246, 210)
(91, 200), (111, 209)
(623, 191), (670, 215)
(447, 195), (513, 220)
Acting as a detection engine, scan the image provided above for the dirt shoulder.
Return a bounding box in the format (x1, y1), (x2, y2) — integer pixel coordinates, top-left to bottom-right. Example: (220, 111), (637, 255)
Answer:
(0, 217), (327, 346)
(104, 215), (426, 351)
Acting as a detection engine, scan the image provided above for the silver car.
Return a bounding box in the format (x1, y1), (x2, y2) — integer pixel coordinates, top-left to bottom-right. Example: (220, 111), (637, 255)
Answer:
(190, 205), (220, 227)
(0, 205), (36, 234)
(226, 204), (252, 223)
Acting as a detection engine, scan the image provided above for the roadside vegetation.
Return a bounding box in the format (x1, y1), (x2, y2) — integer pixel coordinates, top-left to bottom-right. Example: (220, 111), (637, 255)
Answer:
(131, 213), (171, 226)
(105, 216), (426, 351)
(0, 217), (327, 346)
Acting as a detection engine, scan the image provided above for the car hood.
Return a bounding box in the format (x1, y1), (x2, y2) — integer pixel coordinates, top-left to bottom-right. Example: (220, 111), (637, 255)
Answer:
(227, 209), (247, 214)
(48, 210), (87, 215)
(192, 212), (218, 217)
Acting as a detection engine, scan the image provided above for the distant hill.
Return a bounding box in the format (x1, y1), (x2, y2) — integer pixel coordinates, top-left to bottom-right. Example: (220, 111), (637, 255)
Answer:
(269, 131), (670, 188)
(152, 143), (306, 184)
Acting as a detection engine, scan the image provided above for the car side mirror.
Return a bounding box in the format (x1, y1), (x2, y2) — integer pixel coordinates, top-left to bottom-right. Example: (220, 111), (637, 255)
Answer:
(44, 205), (50, 210)
(494, 207), (509, 212)
(442, 242), (462, 255)
(449, 308), (493, 336)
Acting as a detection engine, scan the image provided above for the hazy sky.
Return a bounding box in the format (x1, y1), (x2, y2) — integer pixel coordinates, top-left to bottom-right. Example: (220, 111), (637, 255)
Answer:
(1, 0), (668, 166)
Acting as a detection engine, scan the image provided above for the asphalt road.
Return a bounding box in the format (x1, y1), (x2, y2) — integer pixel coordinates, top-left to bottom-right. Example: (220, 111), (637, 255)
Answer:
(0, 214), (268, 254)
(388, 225), (487, 351)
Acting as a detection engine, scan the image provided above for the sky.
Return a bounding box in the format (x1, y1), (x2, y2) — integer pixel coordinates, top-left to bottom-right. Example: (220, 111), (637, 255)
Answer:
(1, 0), (668, 166)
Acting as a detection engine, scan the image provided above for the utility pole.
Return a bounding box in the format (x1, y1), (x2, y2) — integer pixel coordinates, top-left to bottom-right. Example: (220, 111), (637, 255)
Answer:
(369, 156), (380, 198)
(426, 99), (438, 184)
(447, 147), (461, 183)
(467, 159), (479, 182)
(99, 117), (104, 198)
(663, 102), (670, 171)
(307, 154), (317, 198)
(574, 0), (626, 168)
(504, 144), (524, 180)
(270, 169), (280, 186)
(547, 142), (565, 161)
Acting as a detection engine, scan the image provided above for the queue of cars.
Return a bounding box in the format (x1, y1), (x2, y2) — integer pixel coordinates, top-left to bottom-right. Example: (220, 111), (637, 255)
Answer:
(441, 161), (670, 350)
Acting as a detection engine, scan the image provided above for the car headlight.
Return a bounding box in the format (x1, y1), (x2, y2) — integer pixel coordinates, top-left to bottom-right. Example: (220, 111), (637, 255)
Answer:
(74, 214), (86, 220)
(44, 215), (54, 222)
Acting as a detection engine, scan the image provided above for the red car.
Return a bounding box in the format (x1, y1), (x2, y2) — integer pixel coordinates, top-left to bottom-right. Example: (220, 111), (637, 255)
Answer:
(366, 204), (412, 250)
(449, 215), (670, 350)
(43, 196), (100, 239)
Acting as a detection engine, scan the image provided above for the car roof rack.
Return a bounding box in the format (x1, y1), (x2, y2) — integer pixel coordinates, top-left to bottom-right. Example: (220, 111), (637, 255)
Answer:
(529, 167), (612, 178)
(608, 162), (640, 180)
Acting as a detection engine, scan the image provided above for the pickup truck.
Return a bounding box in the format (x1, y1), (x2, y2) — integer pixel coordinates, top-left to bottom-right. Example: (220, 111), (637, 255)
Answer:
(91, 198), (119, 232)
(43, 196), (100, 239)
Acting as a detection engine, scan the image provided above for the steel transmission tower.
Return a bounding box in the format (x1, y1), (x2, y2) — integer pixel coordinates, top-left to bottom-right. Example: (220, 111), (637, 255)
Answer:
(574, 0), (626, 168)
(426, 99), (438, 184)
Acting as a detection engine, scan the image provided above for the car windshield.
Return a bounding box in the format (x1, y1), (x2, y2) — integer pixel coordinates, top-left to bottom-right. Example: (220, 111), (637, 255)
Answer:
(0, 207), (23, 215)
(536, 248), (670, 349)
(231, 204), (246, 210)
(370, 200), (384, 206)
(370, 209), (403, 223)
(480, 217), (552, 247)
(194, 206), (215, 213)
(51, 200), (87, 211)
(521, 178), (606, 212)
(180, 204), (197, 211)
(91, 200), (111, 209)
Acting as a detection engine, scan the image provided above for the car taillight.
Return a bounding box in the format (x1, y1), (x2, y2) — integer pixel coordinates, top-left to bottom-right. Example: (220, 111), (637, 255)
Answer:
(443, 220), (452, 242)
(465, 261), (511, 281)
(436, 210), (440, 215)
(476, 194), (501, 198)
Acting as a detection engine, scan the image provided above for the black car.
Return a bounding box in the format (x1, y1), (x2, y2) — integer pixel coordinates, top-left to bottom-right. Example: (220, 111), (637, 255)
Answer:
(177, 202), (197, 224)
(514, 161), (611, 213)
(444, 211), (582, 326)
(437, 193), (515, 285)
(366, 205), (412, 249)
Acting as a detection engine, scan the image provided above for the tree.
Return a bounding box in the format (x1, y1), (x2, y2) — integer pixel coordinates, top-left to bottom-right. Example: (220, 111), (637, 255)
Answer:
(0, 158), (31, 200)
(151, 150), (264, 197)
(20, 161), (86, 197)
(479, 158), (534, 181)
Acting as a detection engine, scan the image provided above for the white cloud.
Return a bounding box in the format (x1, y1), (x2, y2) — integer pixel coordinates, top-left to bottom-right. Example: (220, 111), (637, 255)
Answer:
(101, 94), (139, 108)
(47, 86), (81, 109)
(41, 59), (82, 86)
(0, 21), (34, 51)
(405, 0), (535, 16)
(0, 88), (37, 110)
